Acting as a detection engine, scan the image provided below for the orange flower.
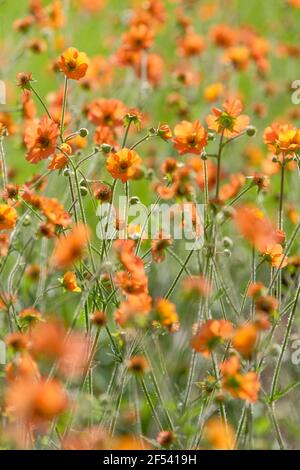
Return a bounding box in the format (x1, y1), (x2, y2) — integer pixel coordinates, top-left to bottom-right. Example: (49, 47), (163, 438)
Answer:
(5, 377), (68, 424)
(63, 271), (81, 292)
(19, 307), (42, 326)
(24, 116), (59, 163)
(206, 98), (250, 138)
(30, 319), (90, 378)
(87, 98), (127, 128)
(115, 270), (148, 296)
(204, 417), (235, 450)
(5, 353), (40, 383)
(232, 323), (258, 358)
(106, 148), (142, 182)
(173, 120), (207, 155)
(223, 46), (250, 70)
(203, 82), (224, 102)
(178, 31), (205, 57)
(155, 298), (179, 332)
(263, 243), (288, 268)
(0, 204), (18, 230)
(51, 224), (90, 269)
(220, 355), (260, 403)
(115, 293), (152, 327)
(219, 173), (245, 203)
(48, 142), (72, 170)
(263, 122), (300, 156)
(122, 24), (154, 51)
(192, 319), (233, 357)
(39, 196), (71, 227)
(58, 47), (89, 80)
(234, 205), (277, 252)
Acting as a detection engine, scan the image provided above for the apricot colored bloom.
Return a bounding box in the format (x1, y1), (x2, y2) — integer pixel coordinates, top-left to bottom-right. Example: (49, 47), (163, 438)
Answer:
(234, 205), (277, 252)
(87, 98), (127, 128)
(63, 271), (81, 292)
(192, 319), (233, 357)
(5, 353), (40, 384)
(0, 204), (18, 230)
(220, 355), (260, 403)
(106, 149), (142, 182)
(19, 307), (42, 326)
(51, 223), (90, 269)
(203, 82), (225, 102)
(115, 294), (152, 328)
(155, 298), (179, 332)
(5, 378), (68, 424)
(219, 173), (245, 203)
(263, 243), (288, 268)
(30, 319), (90, 378)
(114, 239), (144, 274)
(58, 47), (89, 80)
(39, 196), (71, 228)
(173, 120), (208, 155)
(232, 323), (258, 358)
(115, 270), (148, 296)
(24, 116), (59, 163)
(178, 31), (205, 57)
(206, 98), (250, 138)
(263, 123), (300, 156)
(48, 142), (72, 170)
(122, 24), (154, 51)
(223, 46), (250, 70)
(204, 417), (235, 450)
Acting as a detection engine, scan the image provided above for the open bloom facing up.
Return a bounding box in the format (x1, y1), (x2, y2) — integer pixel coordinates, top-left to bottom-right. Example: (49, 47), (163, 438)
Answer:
(106, 148), (142, 182)
(51, 224), (90, 269)
(206, 98), (250, 138)
(263, 122), (300, 156)
(220, 355), (260, 403)
(173, 120), (207, 155)
(58, 47), (89, 80)
(192, 319), (233, 357)
(0, 204), (18, 230)
(24, 116), (59, 163)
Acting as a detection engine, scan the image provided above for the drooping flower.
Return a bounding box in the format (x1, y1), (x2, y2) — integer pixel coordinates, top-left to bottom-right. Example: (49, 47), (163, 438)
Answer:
(51, 224), (90, 269)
